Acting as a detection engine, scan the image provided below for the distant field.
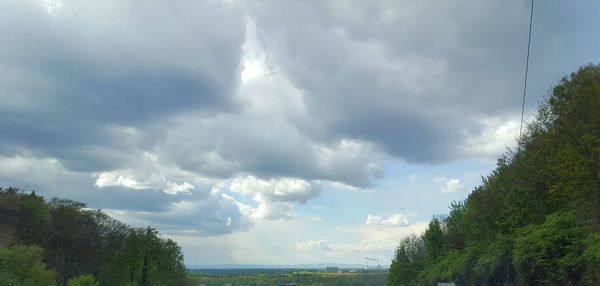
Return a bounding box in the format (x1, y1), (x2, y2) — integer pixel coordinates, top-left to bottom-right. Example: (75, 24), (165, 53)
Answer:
(188, 269), (388, 286)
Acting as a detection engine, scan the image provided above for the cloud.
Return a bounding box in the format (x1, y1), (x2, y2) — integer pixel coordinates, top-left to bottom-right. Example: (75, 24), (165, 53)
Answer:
(90, 150), (203, 195)
(315, 221), (430, 263)
(251, 200), (296, 221)
(230, 176), (321, 203)
(332, 239), (392, 254)
(365, 214), (410, 227)
(462, 116), (523, 160)
(241, 0), (599, 164)
(105, 189), (253, 237)
(0, 153), (251, 236)
(297, 240), (332, 253)
(229, 176), (321, 220)
(0, 0), (244, 172)
(408, 174), (418, 182)
(441, 179), (465, 193)
(5, 0), (589, 196)
(165, 182), (195, 196)
(39, 0), (62, 16)
(2, 0), (598, 186)
(95, 171), (149, 190)
(327, 181), (361, 192)
(94, 170), (195, 195)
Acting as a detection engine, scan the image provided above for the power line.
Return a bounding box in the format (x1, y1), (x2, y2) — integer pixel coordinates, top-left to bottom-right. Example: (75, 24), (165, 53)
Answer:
(518, 0), (535, 151)
(507, 1), (535, 285)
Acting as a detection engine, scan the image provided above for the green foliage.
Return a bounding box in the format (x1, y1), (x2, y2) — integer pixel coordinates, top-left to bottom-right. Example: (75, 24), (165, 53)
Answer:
(0, 188), (189, 286)
(581, 233), (600, 284)
(471, 238), (510, 283)
(513, 212), (585, 285)
(46, 198), (101, 283)
(16, 191), (52, 246)
(0, 245), (57, 286)
(422, 218), (446, 263)
(421, 250), (465, 283)
(0, 269), (18, 286)
(388, 64), (600, 285)
(583, 233), (600, 268)
(386, 235), (425, 286)
(67, 274), (99, 286)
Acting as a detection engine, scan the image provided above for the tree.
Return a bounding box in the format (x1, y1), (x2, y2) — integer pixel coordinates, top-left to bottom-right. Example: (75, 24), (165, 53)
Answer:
(546, 65), (600, 228)
(1, 189), (190, 286)
(47, 198), (101, 284)
(422, 218), (446, 263)
(15, 192), (53, 250)
(583, 233), (600, 284)
(387, 235), (425, 286)
(513, 212), (585, 285)
(0, 245), (57, 286)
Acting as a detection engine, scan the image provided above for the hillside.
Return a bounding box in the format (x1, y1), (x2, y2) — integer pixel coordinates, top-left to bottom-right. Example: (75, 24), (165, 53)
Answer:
(0, 187), (188, 286)
(0, 197), (19, 248)
(387, 65), (600, 285)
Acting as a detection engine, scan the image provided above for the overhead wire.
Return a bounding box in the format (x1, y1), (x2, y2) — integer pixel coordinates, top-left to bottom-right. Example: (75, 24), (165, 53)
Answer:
(518, 0), (535, 151)
(506, 1), (535, 284)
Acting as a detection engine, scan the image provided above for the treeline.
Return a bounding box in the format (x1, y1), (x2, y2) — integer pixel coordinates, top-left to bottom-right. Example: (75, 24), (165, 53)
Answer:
(0, 188), (188, 286)
(387, 65), (600, 285)
(188, 271), (387, 286)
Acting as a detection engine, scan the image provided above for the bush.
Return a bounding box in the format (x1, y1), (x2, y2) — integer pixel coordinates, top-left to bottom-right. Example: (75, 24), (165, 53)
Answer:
(512, 212), (585, 285)
(67, 274), (100, 286)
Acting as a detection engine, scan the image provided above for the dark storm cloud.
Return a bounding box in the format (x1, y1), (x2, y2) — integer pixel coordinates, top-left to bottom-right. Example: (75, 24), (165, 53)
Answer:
(245, 0), (600, 162)
(0, 0), (244, 167)
(3, 0), (597, 186)
(156, 112), (386, 187)
(337, 110), (461, 162)
(112, 193), (254, 236)
(0, 0), (253, 235)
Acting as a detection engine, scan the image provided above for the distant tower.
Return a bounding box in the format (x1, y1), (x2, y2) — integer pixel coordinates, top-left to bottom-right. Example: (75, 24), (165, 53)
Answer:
(364, 257), (381, 270)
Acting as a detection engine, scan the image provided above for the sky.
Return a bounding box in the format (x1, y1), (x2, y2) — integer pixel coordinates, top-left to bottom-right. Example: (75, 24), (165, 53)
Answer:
(1, 0), (599, 267)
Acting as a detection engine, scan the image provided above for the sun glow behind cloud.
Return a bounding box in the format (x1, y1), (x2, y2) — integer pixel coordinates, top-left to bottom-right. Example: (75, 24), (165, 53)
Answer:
(240, 18), (270, 84)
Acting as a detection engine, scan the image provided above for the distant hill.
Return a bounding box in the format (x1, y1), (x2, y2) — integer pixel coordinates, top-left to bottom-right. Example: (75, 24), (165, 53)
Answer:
(188, 263), (368, 269)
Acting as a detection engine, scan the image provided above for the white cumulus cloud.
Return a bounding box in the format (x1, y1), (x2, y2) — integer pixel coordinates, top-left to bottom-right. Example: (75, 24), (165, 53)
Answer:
(229, 176), (321, 220)
(230, 175), (321, 203)
(95, 171), (148, 190)
(297, 240), (332, 253)
(95, 170), (195, 195)
(252, 200), (296, 220)
(365, 214), (409, 227)
(441, 178), (465, 193)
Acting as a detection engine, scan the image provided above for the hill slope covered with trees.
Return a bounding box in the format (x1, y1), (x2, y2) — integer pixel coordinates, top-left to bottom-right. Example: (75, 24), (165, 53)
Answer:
(0, 187), (188, 286)
(387, 65), (600, 285)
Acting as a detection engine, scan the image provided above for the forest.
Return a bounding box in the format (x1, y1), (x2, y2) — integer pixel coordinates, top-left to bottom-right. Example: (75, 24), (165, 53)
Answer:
(0, 187), (188, 286)
(387, 65), (600, 285)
